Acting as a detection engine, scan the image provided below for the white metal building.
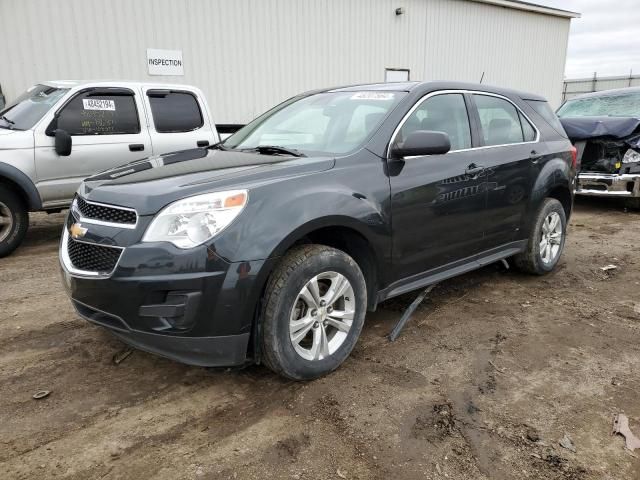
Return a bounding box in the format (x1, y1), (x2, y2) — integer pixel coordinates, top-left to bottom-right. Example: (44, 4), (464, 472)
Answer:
(1, 0), (578, 125)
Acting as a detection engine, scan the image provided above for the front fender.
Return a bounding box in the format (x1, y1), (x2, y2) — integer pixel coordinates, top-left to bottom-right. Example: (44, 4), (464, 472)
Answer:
(0, 161), (42, 210)
(216, 186), (390, 263)
(210, 154), (392, 265)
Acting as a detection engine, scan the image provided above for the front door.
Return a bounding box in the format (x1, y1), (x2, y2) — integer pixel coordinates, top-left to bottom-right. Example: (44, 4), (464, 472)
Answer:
(389, 92), (487, 280)
(33, 88), (152, 206)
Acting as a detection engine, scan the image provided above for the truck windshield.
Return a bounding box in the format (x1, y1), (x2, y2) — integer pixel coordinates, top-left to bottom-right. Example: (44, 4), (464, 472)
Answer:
(0, 85), (68, 130)
(224, 91), (407, 156)
(557, 92), (640, 118)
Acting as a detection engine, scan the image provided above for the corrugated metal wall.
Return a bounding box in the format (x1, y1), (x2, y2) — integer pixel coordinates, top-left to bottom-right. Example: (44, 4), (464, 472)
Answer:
(563, 74), (640, 101)
(1, 0), (571, 123)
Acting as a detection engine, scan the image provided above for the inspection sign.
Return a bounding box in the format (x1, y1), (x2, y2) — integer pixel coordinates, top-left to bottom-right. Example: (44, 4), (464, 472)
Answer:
(147, 49), (184, 76)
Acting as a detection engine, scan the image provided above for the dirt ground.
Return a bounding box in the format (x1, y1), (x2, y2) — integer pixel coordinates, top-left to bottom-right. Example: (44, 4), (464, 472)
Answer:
(1, 197), (639, 480)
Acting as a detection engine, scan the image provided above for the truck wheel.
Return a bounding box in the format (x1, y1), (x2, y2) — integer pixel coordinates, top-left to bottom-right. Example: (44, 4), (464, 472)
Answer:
(625, 198), (640, 210)
(260, 245), (367, 380)
(513, 198), (566, 275)
(0, 185), (29, 257)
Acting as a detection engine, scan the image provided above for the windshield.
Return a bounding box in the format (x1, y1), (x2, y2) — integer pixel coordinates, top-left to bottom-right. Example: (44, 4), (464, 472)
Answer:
(224, 90), (407, 156)
(557, 92), (640, 118)
(0, 85), (69, 130)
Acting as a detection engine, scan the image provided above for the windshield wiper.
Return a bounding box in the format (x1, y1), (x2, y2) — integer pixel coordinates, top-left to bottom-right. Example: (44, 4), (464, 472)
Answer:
(210, 141), (229, 151)
(243, 145), (306, 157)
(0, 115), (15, 129)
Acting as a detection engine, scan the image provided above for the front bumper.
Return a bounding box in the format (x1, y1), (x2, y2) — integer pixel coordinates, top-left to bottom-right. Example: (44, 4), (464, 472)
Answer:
(60, 220), (274, 367)
(72, 298), (250, 366)
(576, 172), (640, 198)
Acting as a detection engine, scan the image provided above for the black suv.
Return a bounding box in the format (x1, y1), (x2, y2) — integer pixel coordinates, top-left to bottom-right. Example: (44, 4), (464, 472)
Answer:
(60, 82), (576, 380)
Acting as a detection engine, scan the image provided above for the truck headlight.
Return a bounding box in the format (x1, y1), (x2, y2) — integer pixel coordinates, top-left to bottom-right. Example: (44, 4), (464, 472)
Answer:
(622, 149), (640, 164)
(142, 190), (248, 248)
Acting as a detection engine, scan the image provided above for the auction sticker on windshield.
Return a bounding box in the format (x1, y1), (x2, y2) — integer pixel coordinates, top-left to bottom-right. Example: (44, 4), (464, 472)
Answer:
(82, 99), (116, 111)
(350, 92), (395, 101)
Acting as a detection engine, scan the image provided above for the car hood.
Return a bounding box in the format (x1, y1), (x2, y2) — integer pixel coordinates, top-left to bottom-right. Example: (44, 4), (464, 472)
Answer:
(559, 116), (640, 141)
(80, 147), (335, 215)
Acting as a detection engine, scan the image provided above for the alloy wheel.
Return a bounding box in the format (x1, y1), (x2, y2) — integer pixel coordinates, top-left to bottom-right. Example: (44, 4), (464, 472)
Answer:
(0, 202), (13, 242)
(539, 211), (563, 264)
(289, 271), (355, 361)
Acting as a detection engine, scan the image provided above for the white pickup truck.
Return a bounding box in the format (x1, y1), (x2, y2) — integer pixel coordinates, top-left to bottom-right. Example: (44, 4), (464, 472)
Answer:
(0, 81), (220, 256)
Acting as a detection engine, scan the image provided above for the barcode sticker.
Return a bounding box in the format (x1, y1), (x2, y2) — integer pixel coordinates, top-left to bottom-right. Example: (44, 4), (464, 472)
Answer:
(82, 99), (116, 111)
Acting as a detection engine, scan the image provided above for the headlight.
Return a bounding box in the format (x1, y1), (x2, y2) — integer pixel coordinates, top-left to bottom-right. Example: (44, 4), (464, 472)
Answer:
(142, 190), (248, 248)
(622, 149), (640, 164)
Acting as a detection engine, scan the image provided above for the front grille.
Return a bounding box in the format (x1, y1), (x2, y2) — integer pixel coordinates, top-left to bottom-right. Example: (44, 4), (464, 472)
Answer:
(67, 237), (122, 274)
(76, 196), (137, 225)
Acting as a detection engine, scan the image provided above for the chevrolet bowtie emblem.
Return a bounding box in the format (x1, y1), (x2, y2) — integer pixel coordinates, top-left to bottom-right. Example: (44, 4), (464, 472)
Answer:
(69, 223), (88, 239)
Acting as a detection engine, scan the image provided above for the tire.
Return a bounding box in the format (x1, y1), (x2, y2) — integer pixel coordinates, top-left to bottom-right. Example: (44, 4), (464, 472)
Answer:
(260, 244), (367, 380)
(625, 198), (640, 210)
(513, 198), (566, 275)
(0, 185), (29, 258)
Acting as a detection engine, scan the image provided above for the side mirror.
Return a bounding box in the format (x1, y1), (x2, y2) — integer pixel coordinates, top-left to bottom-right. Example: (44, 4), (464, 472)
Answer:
(392, 130), (451, 158)
(54, 129), (72, 156)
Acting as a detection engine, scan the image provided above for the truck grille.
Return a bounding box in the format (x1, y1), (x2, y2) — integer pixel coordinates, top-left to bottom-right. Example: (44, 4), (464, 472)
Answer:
(76, 196), (137, 226)
(67, 237), (123, 274)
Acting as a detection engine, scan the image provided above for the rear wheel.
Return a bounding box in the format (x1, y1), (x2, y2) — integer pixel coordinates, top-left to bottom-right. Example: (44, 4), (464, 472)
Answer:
(513, 198), (566, 275)
(0, 185), (28, 257)
(260, 245), (367, 380)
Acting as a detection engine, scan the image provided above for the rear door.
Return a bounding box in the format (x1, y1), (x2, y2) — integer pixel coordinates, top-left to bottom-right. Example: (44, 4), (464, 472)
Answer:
(389, 92), (487, 280)
(468, 93), (540, 247)
(33, 87), (152, 206)
(142, 88), (216, 154)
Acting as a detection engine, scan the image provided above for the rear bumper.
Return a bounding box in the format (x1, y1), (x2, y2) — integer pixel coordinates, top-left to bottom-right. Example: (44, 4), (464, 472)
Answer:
(576, 173), (640, 198)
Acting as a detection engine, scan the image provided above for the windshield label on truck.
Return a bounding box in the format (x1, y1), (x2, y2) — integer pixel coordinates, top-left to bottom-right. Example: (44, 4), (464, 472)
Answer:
(82, 99), (116, 111)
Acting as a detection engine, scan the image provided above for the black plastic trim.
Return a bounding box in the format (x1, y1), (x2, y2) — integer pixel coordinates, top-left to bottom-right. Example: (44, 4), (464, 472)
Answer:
(378, 240), (527, 302)
(0, 162), (43, 210)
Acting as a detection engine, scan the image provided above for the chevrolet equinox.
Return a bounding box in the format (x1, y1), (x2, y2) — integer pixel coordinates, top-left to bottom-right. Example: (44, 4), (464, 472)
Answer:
(60, 82), (576, 380)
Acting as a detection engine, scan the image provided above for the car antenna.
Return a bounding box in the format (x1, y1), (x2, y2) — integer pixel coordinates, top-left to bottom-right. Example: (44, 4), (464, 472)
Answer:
(479, 71), (485, 84)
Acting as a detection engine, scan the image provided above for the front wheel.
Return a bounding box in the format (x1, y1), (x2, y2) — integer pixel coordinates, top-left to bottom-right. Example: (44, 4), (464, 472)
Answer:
(260, 245), (367, 380)
(0, 185), (29, 258)
(513, 198), (567, 275)
(625, 198), (640, 210)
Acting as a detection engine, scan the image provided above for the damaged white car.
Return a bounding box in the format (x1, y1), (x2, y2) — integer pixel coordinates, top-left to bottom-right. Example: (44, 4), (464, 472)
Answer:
(558, 87), (640, 209)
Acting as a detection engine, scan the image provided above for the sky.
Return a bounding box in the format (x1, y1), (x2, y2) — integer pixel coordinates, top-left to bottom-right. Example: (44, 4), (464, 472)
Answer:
(536, 0), (640, 79)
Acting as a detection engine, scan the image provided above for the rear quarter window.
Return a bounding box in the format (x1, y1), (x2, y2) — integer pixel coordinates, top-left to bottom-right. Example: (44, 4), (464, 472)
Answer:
(526, 100), (567, 138)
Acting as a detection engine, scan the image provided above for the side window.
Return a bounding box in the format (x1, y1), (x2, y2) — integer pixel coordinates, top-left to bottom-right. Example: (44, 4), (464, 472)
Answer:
(148, 91), (203, 133)
(397, 93), (471, 151)
(473, 95), (525, 146)
(519, 112), (537, 142)
(57, 92), (140, 136)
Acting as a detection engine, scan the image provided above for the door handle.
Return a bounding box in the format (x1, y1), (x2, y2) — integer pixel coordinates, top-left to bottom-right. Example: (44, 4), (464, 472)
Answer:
(465, 163), (485, 178)
(129, 144), (145, 152)
(197, 140), (210, 147)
